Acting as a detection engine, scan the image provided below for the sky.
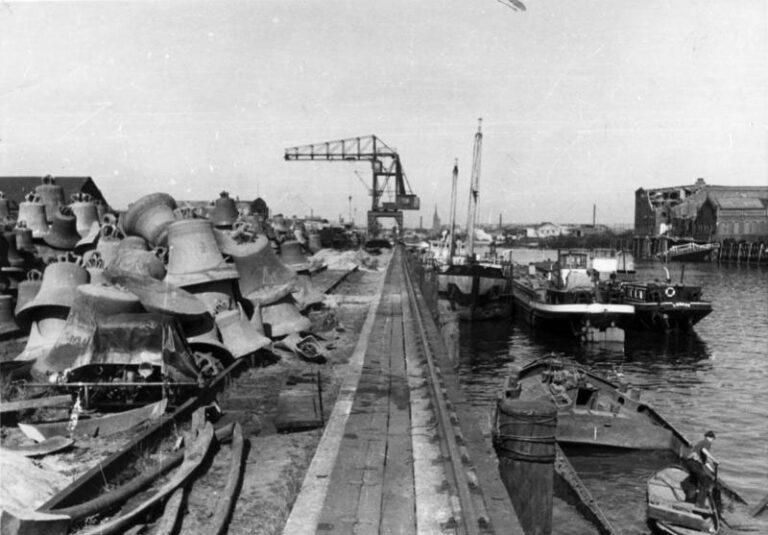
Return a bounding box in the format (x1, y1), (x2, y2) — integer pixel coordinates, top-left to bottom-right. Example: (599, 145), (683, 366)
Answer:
(1, 0), (766, 227)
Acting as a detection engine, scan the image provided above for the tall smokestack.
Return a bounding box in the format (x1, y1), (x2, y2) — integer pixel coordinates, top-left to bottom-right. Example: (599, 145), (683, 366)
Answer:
(592, 204), (596, 227)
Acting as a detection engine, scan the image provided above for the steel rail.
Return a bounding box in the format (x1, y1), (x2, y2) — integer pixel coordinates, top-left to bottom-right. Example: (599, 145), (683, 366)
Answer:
(401, 251), (481, 535)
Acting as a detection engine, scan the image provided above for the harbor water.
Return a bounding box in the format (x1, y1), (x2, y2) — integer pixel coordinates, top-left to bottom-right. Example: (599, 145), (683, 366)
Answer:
(447, 249), (768, 534)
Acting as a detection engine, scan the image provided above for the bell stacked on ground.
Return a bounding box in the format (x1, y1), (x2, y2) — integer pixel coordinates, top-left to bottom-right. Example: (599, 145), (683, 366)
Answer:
(164, 218), (239, 289)
(43, 206), (81, 251)
(17, 194), (49, 239)
(211, 191), (239, 229)
(35, 175), (65, 223)
(215, 305), (271, 358)
(106, 235), (166, 280)
(106, 271), (212, 338)
(122, 192), (177, 247)
(14, 270), (42, 318)
(14, 222), (35, 254)
(93, 225), (124, 267)
(229, 235), (297, 306)
(279, 240), (311, 273)
(32, 284), (142, 380)
(494, 385), (557, 535)
(260, 295), (311, 338)
(14, 261), (89, 362)
(69, 193), (100, 238)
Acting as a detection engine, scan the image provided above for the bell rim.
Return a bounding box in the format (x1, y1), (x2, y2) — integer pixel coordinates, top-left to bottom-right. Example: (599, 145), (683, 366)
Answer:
(164, 264), (239, 289)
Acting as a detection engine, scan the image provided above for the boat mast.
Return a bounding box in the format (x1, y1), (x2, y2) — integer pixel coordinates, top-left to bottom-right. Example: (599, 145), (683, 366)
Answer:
(465, 118), (483, 260)
(447, 159), (458, 265)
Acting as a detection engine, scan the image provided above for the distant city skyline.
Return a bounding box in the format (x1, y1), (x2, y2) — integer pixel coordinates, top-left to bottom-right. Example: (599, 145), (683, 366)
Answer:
(1, 1), (766, 225)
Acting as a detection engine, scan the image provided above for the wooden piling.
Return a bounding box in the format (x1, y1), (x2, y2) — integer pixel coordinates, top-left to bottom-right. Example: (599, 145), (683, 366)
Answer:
(493, 391), (557, 535)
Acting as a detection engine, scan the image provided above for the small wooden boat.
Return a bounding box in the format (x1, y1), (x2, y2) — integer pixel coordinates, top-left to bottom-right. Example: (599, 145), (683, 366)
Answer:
(18, 398), (167, 442)
(647, 466), (719, 535)
(660, 242), (719, 263)
(80, 421), (214, 535)
(514, 358), (689, 451)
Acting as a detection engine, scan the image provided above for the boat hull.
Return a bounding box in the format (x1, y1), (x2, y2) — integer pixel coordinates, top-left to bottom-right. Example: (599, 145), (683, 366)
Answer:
(622, 302), (713, 332)
(515, 359), (688, 452)
(512, 282), (634, 335)
(437, 264), (511, 321)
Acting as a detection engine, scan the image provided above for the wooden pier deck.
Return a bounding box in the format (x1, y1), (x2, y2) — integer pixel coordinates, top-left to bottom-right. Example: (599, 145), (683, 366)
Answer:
(284, 247), (522, 534)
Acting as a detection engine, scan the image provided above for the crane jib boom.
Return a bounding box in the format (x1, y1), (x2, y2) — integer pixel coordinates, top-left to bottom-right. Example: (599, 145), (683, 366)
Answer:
(284, 135), (419, 213)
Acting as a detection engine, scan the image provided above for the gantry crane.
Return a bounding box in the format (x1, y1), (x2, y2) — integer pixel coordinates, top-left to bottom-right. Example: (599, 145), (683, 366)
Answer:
(284, 135), (420, 236)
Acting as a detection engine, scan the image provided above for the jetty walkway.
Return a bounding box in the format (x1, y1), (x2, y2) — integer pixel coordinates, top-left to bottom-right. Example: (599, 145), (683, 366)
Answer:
(284, 247), (522, 535)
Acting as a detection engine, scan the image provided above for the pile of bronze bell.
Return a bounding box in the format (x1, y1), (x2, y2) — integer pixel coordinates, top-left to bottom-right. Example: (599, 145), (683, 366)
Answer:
(1, 181), (330, 402)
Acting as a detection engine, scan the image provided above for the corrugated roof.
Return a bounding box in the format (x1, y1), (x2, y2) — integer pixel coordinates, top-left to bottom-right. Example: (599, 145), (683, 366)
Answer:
(713, 196), (766, 209)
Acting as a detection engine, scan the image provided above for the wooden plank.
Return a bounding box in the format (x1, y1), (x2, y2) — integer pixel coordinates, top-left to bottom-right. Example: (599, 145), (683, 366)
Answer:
(380, 317), (416, 535)
(273, 389), (323, 432)
(0, 394), (72, 414)
(19, 399), (167, 442)
(0, 436), (73, 457)
(211, 423), (244, 535)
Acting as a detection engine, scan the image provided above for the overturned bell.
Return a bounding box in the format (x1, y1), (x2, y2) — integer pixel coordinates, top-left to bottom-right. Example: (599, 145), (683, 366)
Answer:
(229, 235), (297, 305)
(35, 175), (65, 223)
(215, 305), (271, 358)
(15, 260), (89, 324)
(164, 218), (238, 288)
(211, 191), (239, 228)
(43, 206), (81, 250)
(188, 324), (234, 366)
(260, 295), (311, 338)
(122, 192), (177, 247)
(17, 194), (49, 238)
(279, 240), (311, 273)
(33, 284), (142, 377)
(70, 193), (100, 238)
(185, 279), (237, 316)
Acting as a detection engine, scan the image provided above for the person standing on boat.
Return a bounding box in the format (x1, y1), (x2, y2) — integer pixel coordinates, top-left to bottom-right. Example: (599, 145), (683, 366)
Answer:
(685, 430), (719, 507)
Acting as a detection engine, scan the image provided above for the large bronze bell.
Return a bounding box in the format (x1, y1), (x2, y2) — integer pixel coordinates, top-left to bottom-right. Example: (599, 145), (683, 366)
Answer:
(43, 206), (81, 250)
(35, 175), (65, 223)
(279, 240), (311, 273)
(260, 295), (311, 338)
(122, 192), (177, 247)
(70, 193), (100, 238)
(14, 317), (67, 362)
(17, 193), (49, 238)
(229, 235), (297, 305)
(211, 191), (239, 228)
(215, 305), (271, 358)
(164, 219), (238, 288)
(15, 260), (89, 324)
(33, 284), (142, 378)
(14, 269), (42, 318)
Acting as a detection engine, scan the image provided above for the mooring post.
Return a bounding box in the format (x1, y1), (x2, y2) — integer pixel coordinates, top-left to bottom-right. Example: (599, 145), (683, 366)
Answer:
(494, 389), (556, 535)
